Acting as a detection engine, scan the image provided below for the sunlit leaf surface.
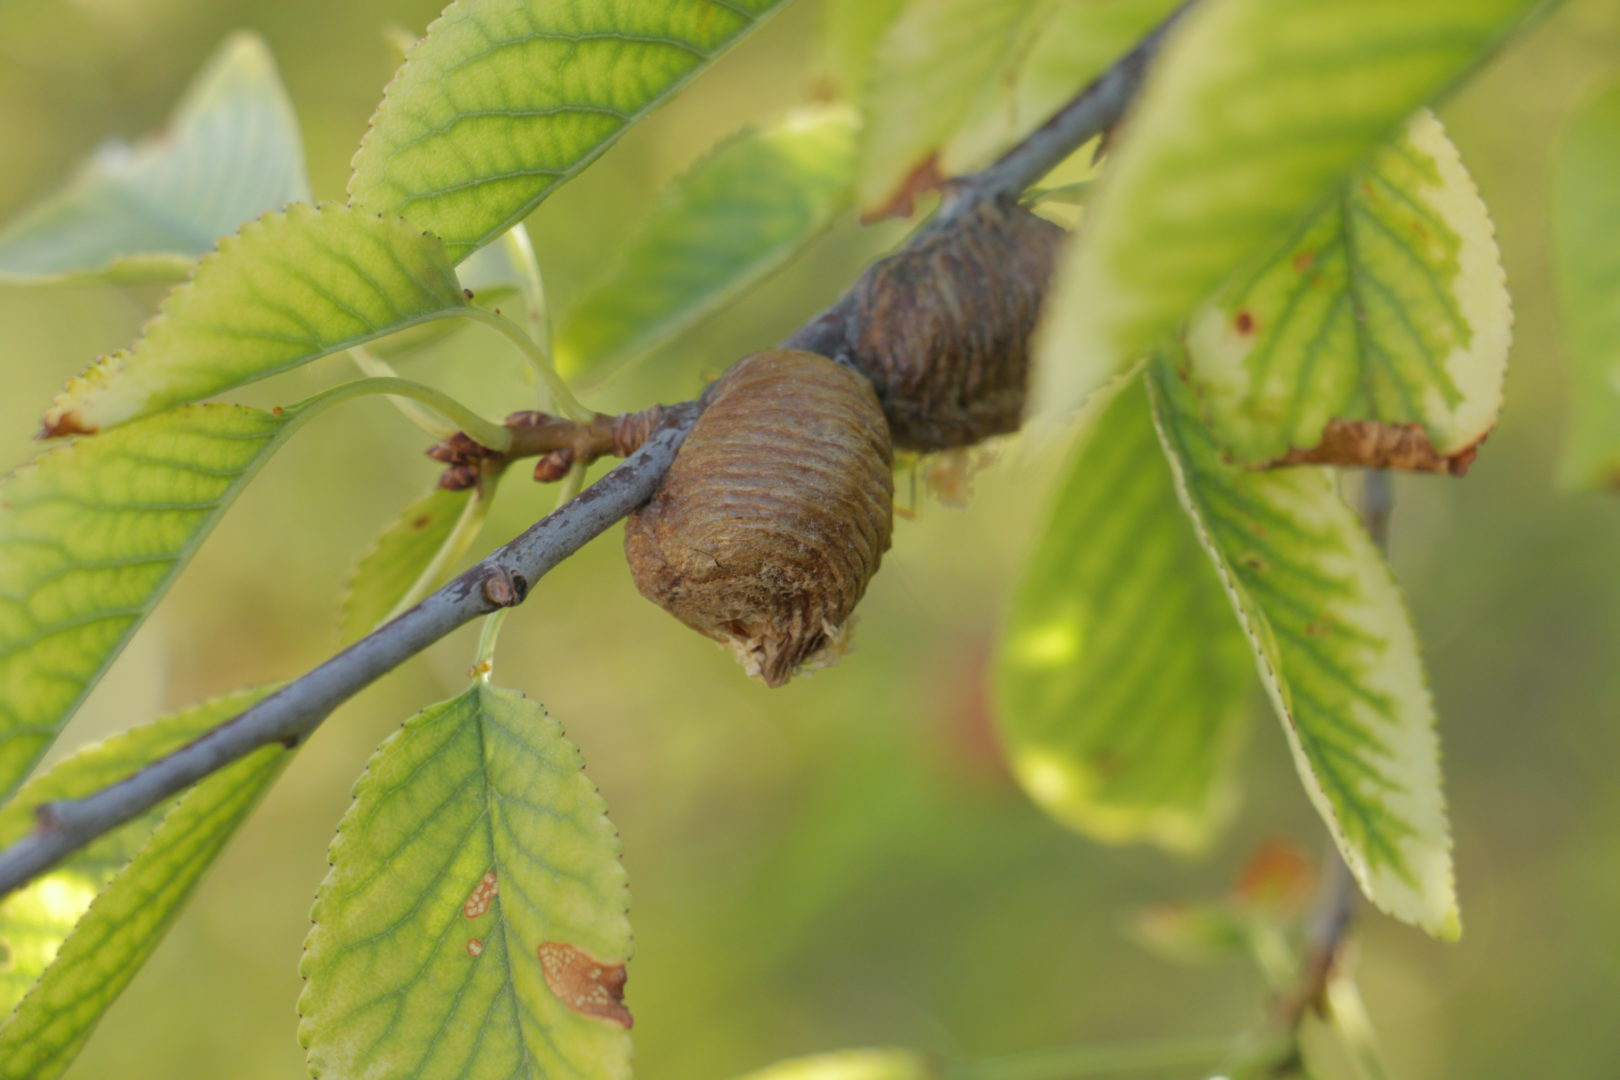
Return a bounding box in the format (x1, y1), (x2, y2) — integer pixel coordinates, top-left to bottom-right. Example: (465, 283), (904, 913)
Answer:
(300, 683), (633, 1080)
(1182, 111), (1509, 473)
(1148, 360), (1457, 937)
(0, 406), (293, 799)
(1036, 0), (1544, 419)
(997, 381), (1253, 852)
(43, 203), (469, 437)
(0, 688), (287, 1080)
(350, 0), (790, 262)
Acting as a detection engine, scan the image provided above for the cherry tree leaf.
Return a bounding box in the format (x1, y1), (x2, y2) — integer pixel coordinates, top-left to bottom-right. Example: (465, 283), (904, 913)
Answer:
(1181, 111), (1510, 473)
(734, 1049), (937, 1080)
(1147, 359), (1458, 938)
(0, 406), (297, 800)
(818, 0), (908, 100)
(0, 33), (308, 285)
(0, 685), (273, 1014)
(300, 683), (633, 1080)
(349, 0), (791, 263)
(556, 106), (858, 382)
(858, 0), (1046, 217)
(42, 203), (470, 437)
(339, 487), (473, 643)
(1036, 0), (1548, 419)
(0, 688), (288, 1080)
(1554, 81), (1620, 490)
(996, 380), (1253, 852)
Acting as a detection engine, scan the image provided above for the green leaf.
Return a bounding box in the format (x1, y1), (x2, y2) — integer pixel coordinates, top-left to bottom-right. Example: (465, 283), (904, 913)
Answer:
(300, 683), (633, 1080)
(0, 685), (273, 1013)
(0, 688), (289, 1080)
(995, 381), (1253, 853)
(1181, 111), (1509, 473)
(818, 0), (908, 100)
(42, 203), (470, 437)
(0, 33), (309, 285)
(349, 0), (791, 263)
(556, 106), (858, 381)
(858, 0), (1046, 216)
(733, 1049), (937, 1080)
(942, 0), (1182, 178)
(1036, 0), (1546, 419)
(339, 487), (473, 642)
(0, 406), (297, 800)
(1554, 81), (1620, 490)
(1147, 360), (1457, 938)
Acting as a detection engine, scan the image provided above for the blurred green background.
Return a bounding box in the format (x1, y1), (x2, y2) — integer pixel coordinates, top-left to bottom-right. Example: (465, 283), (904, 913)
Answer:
(2, 1), (1618, 1077)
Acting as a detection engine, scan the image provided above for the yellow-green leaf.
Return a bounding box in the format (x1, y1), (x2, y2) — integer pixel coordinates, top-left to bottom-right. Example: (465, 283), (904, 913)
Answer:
(859, 0), (1046, 216)
(1554, 80), (1620, 490)
(0, 406), (295, 800)
(996, 380), (1253, 853)
(1036, 0), (1547, 419)
(42, 203), (470, 437)
(339, 487), (473, 642)
(1182, 111), (1509, 473)
(733, 1049), (937, 1080)
(0, 688), (288, 1080)
(1147, 359), (1457, 938)
(556, 106), (858, 382)
(0, 33), (309, 286)
(349, 0), (791, 263)
(818, 0), (908, 100)
(300, 684), (633, 1080)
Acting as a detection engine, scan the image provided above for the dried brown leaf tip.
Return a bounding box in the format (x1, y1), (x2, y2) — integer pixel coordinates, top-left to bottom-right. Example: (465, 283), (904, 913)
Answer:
(537, 942), (632, 1028)
(1267, 419), (1483, 476)
(847, 198), (1066, 451)
(624, 349), (894, 687)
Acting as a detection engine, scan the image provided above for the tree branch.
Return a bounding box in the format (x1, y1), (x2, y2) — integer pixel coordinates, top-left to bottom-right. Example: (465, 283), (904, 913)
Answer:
(0, 5), (1186, 898)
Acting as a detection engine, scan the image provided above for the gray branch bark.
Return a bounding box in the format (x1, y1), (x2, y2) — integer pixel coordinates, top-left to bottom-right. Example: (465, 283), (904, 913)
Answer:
(0, 4), (1186, 898)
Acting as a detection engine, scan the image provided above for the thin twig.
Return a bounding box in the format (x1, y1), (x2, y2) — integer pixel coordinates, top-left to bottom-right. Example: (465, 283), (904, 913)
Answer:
(0, 2), (1191, 897)
(0, 413), (694, 895)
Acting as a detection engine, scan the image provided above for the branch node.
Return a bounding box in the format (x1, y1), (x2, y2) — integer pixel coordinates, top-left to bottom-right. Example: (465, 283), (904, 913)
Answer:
(481, 568), (529, 608)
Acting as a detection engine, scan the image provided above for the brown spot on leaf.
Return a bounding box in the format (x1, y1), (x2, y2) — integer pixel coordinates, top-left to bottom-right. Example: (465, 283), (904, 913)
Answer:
(1266, 419), (1482, 476)
(467, 938), (484, 957)
(38, 411), (94, 439)
(537, 942), (632, 1028)
(1233, 310), (1256, 335)
(863, 154), (945, 222)
(1291, 251), (1315, 272)
(463, 870), (498, 919)
(410, 514), (432, 530)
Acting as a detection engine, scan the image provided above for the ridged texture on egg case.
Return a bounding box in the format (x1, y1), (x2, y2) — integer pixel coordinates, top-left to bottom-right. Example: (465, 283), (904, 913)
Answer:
(625, 350), (894, 687)
(848, 198), (1066, 450)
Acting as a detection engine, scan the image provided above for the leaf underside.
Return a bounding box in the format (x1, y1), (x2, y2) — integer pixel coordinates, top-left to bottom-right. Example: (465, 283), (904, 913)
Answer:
(349, 0), (791, 263)
(42, 203), (470, 438)
(1036, 0), (1544, 420)
(0, 687), (287, 1080)
(0, 33), (309, 285)
(1182, 111), (1510, 473)
(1148, 360), (1457, 938)
(557, 105), (858, 382)
(0, 406), (293, 801)
(300, 683), (633, 1080)
(996, 381), (1253, 853)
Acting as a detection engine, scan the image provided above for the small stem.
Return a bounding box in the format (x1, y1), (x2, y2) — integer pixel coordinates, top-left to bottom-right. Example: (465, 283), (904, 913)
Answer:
(348, 346), (458, 440)
(946, 1034), (1235, 1080)
(1361, 471), (1393, 552)
(291, 377), (513, 453)
(460, 307), (589, 423)
(472, 610), (509, 680)
(501, 224), (553, 369)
